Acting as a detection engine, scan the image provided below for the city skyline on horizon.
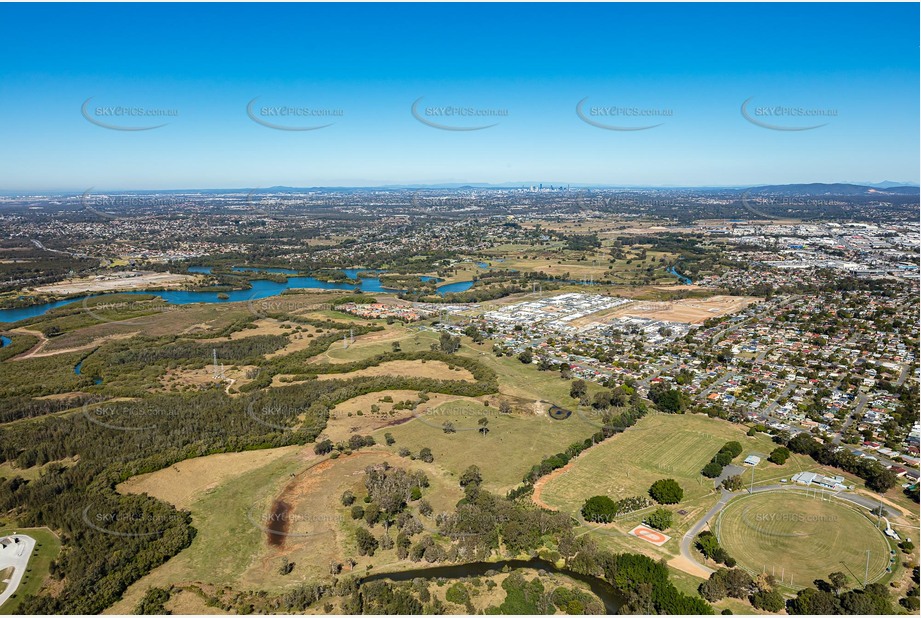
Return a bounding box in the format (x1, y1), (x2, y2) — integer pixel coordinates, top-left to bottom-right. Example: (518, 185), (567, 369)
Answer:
(3, 179), (921, 196)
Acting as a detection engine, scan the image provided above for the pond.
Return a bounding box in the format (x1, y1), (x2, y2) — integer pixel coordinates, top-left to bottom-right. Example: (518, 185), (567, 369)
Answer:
(666, 265), (692, 285)
(435, 281), (475, 295)
(74, 360), (103, 384)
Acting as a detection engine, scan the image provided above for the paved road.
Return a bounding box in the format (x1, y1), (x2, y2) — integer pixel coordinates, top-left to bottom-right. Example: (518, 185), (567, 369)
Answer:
(639, 359), (679, 388)
(677, 483), (901, 578)
(754, 342), (784, 364)
(833, 392), (868, 445)
(895, 363), (910, 387)
(697, 372), (736, 399)
(678, 489), (733, 576)
(0, 534), (36, 610)
(763, 382), (796, 416)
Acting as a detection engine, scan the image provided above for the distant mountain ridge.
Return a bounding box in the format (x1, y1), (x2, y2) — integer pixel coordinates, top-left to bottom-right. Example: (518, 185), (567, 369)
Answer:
(859, 180), (919, 189)
(1, 181), (919, 197)
(744, 183), (919, 196)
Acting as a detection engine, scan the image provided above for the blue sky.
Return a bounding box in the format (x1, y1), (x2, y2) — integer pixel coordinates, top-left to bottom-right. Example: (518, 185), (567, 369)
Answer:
(0, 2), (917, 190)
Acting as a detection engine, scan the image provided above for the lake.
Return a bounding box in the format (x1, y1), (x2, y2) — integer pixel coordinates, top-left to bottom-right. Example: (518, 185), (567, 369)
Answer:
(0, 271), (474, 323)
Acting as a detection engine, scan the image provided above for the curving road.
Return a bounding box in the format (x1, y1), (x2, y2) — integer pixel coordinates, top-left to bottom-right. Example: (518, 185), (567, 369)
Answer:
(675, 484), (901, 579)
(677, 489), (733, 577)
(0, 534), (36, 610)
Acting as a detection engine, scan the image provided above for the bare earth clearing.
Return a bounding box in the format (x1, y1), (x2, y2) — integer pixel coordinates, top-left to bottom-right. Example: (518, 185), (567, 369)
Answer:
(614, 295), (760, 324)
(34, 271), (196, 295)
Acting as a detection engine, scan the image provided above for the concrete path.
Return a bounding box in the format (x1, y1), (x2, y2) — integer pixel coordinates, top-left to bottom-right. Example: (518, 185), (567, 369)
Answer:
(0, 534), (36, 610)
(676, 489), (734, 577)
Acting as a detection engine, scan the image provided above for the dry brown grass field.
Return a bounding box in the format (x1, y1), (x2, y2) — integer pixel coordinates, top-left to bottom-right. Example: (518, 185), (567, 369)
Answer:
(314, 359), (475, 382)
(117, 447), (303, 510)
(322, 390), (489, 443)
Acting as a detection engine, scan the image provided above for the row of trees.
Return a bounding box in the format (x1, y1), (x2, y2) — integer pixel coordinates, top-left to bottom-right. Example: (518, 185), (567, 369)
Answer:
(701, 441), (743, 478)
(781, 432), (897, 492)
(695, 531), (735, 567)
(519, 403), (648, 487)
(787, 576), (894, 615)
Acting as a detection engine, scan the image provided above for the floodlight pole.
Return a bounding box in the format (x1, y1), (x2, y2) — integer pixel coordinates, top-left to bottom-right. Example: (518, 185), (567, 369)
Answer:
(864, 550), (870, 586)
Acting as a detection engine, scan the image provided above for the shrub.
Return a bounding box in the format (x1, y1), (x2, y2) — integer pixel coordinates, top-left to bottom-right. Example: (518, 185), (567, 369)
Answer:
(644, 508), (673, 531)
(611, 496), (652, 516)
(649, 479), (683, 504)
(445, 582), (469, 605)
(355, 527), (378, 556)
(751, 589), (784, 612)
(722, 441), (743, 459)
(768, 446), (790, 465)
(582, 495), (618, 523)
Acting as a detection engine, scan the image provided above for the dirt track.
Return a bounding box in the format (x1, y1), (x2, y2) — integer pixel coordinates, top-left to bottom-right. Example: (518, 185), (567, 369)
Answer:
(531, 460), (576, 511)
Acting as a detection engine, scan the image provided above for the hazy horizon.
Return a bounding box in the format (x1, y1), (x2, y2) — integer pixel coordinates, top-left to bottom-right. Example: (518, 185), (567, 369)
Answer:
(3, 179), (921, 197)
